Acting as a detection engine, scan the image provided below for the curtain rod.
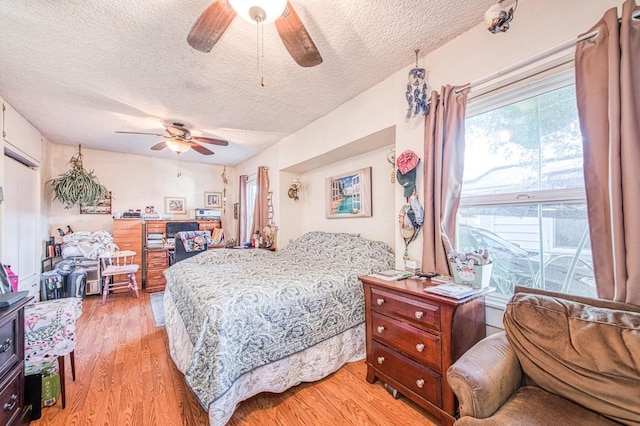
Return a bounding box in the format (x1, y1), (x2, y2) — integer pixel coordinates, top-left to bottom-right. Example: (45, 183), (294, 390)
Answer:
(456, 10), (640, 94)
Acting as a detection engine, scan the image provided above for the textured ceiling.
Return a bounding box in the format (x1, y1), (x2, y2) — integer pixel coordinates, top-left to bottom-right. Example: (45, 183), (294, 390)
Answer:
(0, 0), (496, 165)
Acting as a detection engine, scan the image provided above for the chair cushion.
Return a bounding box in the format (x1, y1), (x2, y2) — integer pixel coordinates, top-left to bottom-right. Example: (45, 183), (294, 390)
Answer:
(102, 264), (139, 275)
(455, 386), (621, 426)
(504, 290), (640, 425)
(25, 298), (82, 373)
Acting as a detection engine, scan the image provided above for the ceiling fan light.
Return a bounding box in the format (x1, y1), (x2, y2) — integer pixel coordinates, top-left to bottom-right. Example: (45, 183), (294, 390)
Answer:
(166, 139), (191, 153)
(229, 0), (288, 24)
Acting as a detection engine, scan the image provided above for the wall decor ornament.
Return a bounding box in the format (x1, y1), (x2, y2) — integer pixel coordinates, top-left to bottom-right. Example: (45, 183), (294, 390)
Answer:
(406, 49), (429, 120)
(164, 196), (187, 215)
(204, 191), (223, 208)
(325, 167), (372, 219)
(485, 0), (518, 34)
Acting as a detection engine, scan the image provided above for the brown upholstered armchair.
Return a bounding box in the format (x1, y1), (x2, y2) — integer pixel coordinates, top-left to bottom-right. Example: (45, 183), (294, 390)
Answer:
(446, 287), (640, 426)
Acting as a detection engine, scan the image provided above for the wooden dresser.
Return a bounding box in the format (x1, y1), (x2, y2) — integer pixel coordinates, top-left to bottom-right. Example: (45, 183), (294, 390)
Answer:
(360, 275), (487, 426)
(0, 297), (31, 426)
(112, 219), (143, 285)
(143, 219), (222, 292)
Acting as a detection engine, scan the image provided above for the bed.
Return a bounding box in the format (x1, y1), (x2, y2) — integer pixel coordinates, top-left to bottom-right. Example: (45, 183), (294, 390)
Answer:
(163, 231), (394, 425)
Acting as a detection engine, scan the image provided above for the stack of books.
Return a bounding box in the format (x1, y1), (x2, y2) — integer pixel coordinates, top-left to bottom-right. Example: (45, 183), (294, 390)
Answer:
(425, 282), (482, 299)
(370, 269), (414, 281)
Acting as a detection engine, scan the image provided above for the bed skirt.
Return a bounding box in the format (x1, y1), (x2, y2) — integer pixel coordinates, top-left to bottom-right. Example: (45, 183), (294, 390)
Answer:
(164, 286), (366, 425)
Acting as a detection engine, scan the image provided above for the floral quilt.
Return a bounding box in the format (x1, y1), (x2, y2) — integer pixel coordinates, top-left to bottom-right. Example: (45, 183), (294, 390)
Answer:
(163, 231), (394, 409)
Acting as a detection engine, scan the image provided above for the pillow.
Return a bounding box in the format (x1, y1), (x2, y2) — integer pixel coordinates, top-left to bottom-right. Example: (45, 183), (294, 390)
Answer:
(504, 290), (640, 425)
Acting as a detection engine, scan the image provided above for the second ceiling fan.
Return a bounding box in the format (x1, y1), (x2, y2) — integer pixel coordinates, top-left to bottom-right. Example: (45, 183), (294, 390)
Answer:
(116, 121), (229, 156)
(187, 0), (322, 68)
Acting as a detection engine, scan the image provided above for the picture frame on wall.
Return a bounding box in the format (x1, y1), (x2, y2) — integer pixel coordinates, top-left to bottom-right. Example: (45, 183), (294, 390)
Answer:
(80, 192), (112, 215)
(326, 167), (372, 219)
(164, 196), (187, 215)
(204, 191), (222, 208)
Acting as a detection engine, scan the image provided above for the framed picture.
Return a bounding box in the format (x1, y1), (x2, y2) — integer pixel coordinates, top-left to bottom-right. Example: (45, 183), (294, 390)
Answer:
(165, 196), (186, 215)
(204, 191), (222, 208)
(326, 167), (372, 219)
(80, 192), (112, 215)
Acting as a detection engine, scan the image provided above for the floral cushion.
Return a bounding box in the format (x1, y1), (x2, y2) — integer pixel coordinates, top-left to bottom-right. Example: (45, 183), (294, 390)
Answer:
(24, 298), (82, 375)
(178, 231), (212, 252)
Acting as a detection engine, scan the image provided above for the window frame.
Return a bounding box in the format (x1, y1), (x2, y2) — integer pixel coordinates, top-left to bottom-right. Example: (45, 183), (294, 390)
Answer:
(461, 65), (590, 306)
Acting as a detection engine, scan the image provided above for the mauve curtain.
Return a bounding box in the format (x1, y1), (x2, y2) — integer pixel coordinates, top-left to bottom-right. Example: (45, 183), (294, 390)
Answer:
(238, 175), (248, 244)
(422, 85), (469, 276)
(252, 166), (270, 237)
(575, 0), (640, 304)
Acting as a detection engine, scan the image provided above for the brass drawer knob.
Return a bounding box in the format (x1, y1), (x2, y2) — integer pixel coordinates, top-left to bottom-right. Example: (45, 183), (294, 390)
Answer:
(377, 326), (385, 333)
(3, 393), (17, 411)
(414, 311), (424, 319)
(416, 379), (425, 389)
(376, 298), (385, 305)
(377, 356), (385, 364)
(0, 338), (12, 353)
(416, 343), (425, 352)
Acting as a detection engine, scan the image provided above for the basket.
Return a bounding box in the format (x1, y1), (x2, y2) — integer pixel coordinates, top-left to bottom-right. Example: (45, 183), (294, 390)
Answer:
(451, 262), (493, 289)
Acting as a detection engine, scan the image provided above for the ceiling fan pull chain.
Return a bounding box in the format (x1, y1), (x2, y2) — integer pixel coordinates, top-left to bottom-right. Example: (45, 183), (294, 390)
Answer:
(256, 18), (265, 86)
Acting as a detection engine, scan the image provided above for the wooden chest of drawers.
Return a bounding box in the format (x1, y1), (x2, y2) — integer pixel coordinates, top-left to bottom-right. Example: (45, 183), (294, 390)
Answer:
(112, 219), (143, 284)
(0, 297), (31, 426)
(145, 249), (168, 292)
(142, 219), (223, 292)
(360, 276), (486, 426)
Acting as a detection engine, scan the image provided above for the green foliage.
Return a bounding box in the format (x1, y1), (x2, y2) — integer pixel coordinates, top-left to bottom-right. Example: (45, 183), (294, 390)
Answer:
(47, 145), (108, 209)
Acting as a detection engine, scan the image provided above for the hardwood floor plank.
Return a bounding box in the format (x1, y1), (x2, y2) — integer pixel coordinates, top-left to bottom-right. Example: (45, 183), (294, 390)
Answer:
(30, 293), (439, 426)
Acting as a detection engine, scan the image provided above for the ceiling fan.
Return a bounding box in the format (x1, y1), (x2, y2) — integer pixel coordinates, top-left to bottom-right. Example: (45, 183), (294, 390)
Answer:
(187, 0), (322, 68)
(116, 121), (229, 156)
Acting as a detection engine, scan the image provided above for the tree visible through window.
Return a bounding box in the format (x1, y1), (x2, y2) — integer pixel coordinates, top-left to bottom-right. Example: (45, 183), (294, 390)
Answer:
(458, 70), (596, 298)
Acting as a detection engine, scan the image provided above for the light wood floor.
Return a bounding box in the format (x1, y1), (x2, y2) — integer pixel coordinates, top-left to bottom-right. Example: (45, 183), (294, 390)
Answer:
(30, 292), (438, 425)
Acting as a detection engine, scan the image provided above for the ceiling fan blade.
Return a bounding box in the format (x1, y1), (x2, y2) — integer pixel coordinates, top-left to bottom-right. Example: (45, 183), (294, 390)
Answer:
(191, 143), (215, 155)
(150, 141), (168, 151)
(192, 136), (229, 146)
(275, 2), (323, 67)
(187, 1), (237, 53)
(116, 131), (166, 137)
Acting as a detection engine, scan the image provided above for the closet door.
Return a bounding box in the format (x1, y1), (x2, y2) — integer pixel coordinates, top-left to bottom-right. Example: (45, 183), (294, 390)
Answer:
(2, 155), (38, 296)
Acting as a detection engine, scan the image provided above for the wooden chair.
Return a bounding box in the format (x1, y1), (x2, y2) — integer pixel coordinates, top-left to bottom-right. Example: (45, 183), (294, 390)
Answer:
(99, 250), (140, 305)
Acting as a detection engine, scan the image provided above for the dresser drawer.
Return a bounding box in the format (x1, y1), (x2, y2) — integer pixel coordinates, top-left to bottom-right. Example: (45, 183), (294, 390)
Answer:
(145, 222), (166, 233)
(113, 220), (142, 232)
(113, 237), (142, 250)
(371, 340), (442, 407)
(147, 251), (168, 269)
(370, 287), (441, 332)
(371, 311), (441, 371)
(199, 220), (221, 230)
(0, 365), (24, 426)
(147, 270), (167, 284)
(0, 316), (18, 374)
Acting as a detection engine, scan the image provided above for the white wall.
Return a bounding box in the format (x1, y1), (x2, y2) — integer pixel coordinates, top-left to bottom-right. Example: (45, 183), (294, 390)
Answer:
(299, 145), (396, 248)
(46, 143), (234, 241)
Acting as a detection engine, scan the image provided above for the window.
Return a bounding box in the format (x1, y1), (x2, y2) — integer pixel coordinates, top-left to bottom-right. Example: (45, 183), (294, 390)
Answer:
(458, 69), (596, 299)
(244, 176), (257, 241)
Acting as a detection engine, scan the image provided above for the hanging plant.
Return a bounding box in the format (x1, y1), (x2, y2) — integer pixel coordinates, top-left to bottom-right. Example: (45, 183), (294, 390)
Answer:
(48, 144), (109, 209)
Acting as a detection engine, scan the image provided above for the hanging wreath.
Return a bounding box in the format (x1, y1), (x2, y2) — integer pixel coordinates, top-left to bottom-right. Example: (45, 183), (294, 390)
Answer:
(47, 144), (109, 209)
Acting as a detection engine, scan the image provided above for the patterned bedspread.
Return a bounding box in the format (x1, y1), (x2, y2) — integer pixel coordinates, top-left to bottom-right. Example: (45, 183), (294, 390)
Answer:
(163, 232), (394, 409)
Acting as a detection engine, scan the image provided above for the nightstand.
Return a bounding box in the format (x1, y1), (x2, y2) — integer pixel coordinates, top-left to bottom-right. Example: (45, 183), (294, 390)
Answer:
(359, 275), (487, 426)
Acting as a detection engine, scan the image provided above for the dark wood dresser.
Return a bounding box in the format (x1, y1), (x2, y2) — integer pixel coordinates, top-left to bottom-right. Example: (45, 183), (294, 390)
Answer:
(360, 275), (487, 426)
(0, 297), (31, 426)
